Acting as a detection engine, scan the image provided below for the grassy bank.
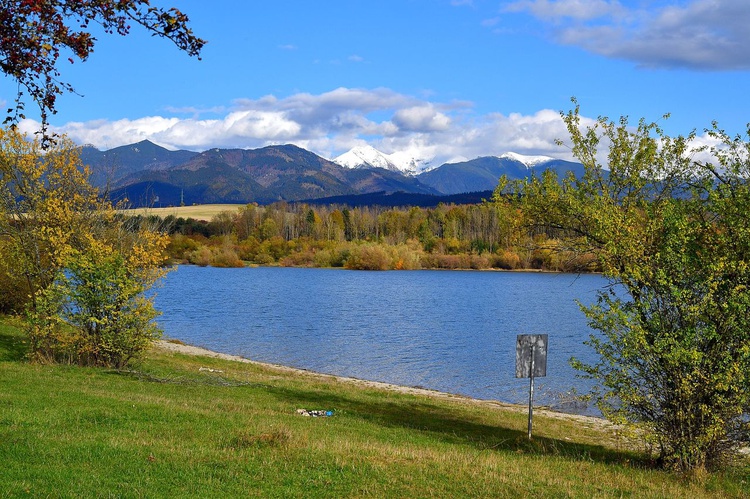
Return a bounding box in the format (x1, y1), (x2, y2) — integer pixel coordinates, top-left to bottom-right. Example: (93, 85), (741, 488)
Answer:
(0, 319), (747, 497)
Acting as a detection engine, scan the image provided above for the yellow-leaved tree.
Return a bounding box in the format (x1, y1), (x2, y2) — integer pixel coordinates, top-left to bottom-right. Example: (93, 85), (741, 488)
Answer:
(0, 127), (170, 367)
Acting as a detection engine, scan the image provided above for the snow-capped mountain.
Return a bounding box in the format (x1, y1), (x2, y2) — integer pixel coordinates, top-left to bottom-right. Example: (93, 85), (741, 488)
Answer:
(417, 153), (586, 195)
(334, 147), (563, 176)
(334, 146), (400, 172)
(333, 146), (434, 176)
(499, 151), (556, 167)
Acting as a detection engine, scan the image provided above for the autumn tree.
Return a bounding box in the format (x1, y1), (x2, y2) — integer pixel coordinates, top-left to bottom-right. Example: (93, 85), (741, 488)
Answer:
(0, 127), (104, 311)
(503, 102), (750, 471)
(0, 126), (170, 366)
(0, 0), (205, 142)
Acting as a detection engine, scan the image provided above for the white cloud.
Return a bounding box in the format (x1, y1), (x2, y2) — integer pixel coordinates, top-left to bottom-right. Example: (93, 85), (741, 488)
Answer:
(31, 86), (724, 169)
(505, 0), (626, 21)
(39, 87), (592, 165)
(393, 105), (452, 132)
(481, 17), (501, 27)
(504, 0), (750, 70)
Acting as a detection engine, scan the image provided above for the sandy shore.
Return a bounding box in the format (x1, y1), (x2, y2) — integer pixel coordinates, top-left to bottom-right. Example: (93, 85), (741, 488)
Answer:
(154, 339), (611, 429)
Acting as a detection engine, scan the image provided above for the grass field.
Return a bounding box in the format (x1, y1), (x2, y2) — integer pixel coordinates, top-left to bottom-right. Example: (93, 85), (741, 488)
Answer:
(1, 318), (747, 497)
(121, 204), (246, 221)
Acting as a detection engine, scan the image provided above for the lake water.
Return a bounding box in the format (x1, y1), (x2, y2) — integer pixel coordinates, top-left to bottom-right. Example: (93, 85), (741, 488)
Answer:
(154, 266), (608, 414)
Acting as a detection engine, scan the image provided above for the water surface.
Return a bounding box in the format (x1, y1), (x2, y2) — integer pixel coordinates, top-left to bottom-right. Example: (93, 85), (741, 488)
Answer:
(155, 266), (607, 412)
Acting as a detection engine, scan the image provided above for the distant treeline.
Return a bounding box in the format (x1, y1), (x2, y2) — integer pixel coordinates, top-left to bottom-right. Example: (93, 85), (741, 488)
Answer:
(137, 200), (599, 272)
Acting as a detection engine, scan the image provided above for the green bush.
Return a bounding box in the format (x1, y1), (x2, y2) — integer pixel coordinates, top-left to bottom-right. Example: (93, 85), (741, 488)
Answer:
(28, 248), (163, 368)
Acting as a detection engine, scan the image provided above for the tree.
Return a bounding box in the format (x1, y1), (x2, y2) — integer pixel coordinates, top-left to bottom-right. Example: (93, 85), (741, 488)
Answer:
(0, 1), (205, 143)
(0, 126), (170, 366)
(0, 127), (103, 312)
(502, 101), (750, 472)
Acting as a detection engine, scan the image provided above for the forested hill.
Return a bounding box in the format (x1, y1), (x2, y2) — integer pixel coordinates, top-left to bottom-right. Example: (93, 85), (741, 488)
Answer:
(301, 190), (495, 208)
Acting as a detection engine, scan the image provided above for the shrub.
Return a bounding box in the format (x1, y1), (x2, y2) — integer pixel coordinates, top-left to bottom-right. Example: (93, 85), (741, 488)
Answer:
(166, 234), (201, 262)
(236, 236), (260, 261)
(469, 254), (491, 270)
(391, 243), (423, 270)
(492, 250), (522, 270)
(29, 246), (164, 368)
(280, 250), (316, 267)
(345, 244), (392, 270)
(210, 247), (244, 268)
(188, 246), (212, 267)
(252, 252), (276, 265)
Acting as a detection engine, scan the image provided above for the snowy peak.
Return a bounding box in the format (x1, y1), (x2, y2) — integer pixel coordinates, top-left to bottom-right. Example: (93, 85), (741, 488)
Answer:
(334, 146), (400, 172)
(499, 151), (556, 168)
(334, 148), (561, 176)
(333, 146), (435, 175)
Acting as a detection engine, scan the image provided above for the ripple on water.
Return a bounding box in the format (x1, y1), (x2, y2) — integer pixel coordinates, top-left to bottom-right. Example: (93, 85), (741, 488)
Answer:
(155, 266), (608, 414)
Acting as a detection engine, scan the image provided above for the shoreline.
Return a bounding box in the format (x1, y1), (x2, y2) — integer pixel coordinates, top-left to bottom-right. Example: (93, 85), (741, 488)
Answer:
(153, 339), (611, 429)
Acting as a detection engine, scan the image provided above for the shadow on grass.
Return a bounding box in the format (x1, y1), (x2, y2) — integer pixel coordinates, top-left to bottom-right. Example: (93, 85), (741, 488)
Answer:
(266, 384), (648, 468)
(0, 326), (27, 362)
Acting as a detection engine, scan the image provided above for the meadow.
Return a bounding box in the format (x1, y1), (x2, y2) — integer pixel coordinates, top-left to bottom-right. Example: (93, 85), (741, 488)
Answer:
(121, 204), (245, 222)
(1, 318), (747, 497)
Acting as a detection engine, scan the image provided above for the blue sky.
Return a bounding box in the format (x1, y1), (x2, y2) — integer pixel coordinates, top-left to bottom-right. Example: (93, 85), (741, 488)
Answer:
(5, 0), (750, 165)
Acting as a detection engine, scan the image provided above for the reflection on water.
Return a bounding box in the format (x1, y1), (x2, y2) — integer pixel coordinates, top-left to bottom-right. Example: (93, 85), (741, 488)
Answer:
(154, 266), (607, 414)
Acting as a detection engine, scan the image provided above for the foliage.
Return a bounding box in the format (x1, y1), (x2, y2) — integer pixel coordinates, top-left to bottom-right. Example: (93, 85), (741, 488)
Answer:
(29, 241), (166, 368)
(504, 101), (750, 472)
(0, 126), (170, 367)
(158, 200), (572, 272)
(0, 128), (103, 312)
(26, 217), (170, 368)
(0, 0), (205, 142)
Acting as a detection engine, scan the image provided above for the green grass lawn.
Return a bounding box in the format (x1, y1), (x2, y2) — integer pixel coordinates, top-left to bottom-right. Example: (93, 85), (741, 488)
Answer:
(0, 318), (747, 497)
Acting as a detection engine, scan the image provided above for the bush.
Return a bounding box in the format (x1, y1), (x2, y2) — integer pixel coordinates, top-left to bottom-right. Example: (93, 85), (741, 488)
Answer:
(166, 233), (201, 262)
(258, 236), (290, 261)
(421, 253), (471, 270)
(252, 252), (276, 265)
(0, 262), (31, 313)
(236, 236), (260, 261)
(345, 244), (392, 270)
(28, 247), (164, 369)
(210, 247), (244, 268)
(280, 250), (316, 267)
(492, 250), (522, 270)
(391, 243), (423, 270)
(469, 254), (491, 270)
(188, 246), (213, 267)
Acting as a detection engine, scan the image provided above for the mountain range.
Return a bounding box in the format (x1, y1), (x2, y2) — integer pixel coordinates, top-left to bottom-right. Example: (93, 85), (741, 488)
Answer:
(80, 140), (585, 207)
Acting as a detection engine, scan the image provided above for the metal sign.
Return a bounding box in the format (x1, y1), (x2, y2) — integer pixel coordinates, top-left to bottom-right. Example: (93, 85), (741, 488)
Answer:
(515, 334), (548, 439)
(515, 334), (548, 378)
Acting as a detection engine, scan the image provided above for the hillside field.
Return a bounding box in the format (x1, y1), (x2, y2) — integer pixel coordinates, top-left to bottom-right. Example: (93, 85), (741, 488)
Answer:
(121, 204), (245, 221)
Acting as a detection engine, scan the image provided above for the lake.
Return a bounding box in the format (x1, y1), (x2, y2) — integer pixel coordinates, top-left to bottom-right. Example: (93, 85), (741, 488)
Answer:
(154, 266), (608, 414)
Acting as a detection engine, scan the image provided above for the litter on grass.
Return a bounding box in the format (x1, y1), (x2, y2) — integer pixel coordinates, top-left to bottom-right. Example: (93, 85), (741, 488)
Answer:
(297, 409), (334, 417)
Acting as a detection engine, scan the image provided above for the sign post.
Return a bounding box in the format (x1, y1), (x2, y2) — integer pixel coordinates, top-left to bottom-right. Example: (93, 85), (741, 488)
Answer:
(515, 334), (548, 439)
